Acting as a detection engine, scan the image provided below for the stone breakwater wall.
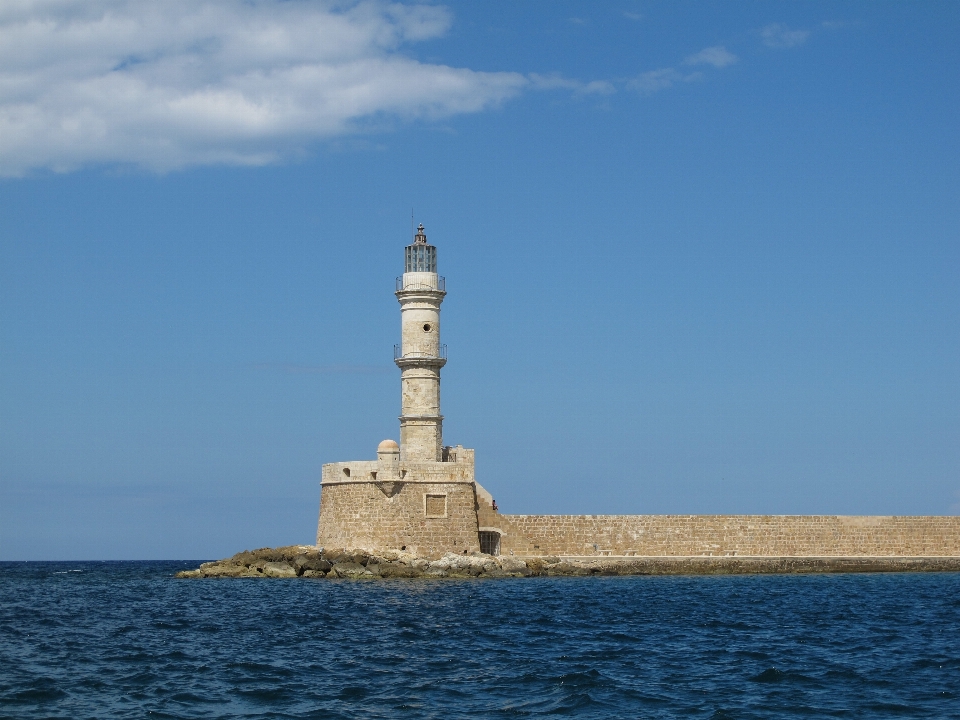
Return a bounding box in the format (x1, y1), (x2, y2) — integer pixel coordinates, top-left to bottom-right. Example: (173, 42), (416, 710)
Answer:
(175, 546), (960, 580)
(491, 515), (960, 557)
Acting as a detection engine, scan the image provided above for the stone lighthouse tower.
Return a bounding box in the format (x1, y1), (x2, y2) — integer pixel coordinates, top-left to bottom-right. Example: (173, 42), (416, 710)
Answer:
(396, 224), (446, 462)
(316, 224), (499, 557)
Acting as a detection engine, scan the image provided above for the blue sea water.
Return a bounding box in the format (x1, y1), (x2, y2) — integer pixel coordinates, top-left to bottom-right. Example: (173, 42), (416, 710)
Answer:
(1, 563), (959, 719)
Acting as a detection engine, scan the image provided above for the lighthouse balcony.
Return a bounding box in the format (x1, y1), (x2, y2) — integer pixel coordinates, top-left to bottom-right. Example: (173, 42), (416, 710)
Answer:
(395, 343), (446, 360)
(394, 343), (447, 367)
(396, 275), (445, 292)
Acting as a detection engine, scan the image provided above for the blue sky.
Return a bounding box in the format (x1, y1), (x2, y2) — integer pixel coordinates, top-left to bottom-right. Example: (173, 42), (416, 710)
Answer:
(1, 1), (958, 560)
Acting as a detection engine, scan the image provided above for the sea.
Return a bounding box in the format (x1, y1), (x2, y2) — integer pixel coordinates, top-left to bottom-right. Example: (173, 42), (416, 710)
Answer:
(1, 562), (959, 719)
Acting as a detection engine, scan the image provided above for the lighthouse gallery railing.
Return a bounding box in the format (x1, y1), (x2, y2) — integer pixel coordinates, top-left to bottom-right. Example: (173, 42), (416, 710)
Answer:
(396, 276), (446, 292)
(394, 343), (447, 361)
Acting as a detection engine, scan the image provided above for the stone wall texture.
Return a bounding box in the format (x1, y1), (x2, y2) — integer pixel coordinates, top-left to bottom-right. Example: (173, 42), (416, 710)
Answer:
(318, 462), (960, 559)
(317, 481), (480, 557)
(490, 514), (960, 557)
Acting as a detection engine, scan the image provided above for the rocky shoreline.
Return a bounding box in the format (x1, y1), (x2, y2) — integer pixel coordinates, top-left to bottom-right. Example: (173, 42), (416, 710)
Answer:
(175, 546), (960, 579)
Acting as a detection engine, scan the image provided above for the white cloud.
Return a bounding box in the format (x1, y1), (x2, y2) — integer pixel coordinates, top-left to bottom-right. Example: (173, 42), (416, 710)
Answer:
(761, 23), (810, 49)
(0, 0), (528, 175)
(627, 44), (737, 96)
(528, 73), (616, 96)
(684, 45), (738, 68)
(626, 68), (703, 95)
(627, 68), (681, 94)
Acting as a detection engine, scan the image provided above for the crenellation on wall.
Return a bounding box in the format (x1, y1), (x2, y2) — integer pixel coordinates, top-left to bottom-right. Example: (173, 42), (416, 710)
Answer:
(322, 461), (378, 483)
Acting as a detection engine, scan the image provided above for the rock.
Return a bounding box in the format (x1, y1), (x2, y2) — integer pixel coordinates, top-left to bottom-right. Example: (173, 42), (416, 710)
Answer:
(324, 548), (370, 566)
(497, 557), (529, 574)
(547, 561), (590, 576)
(321, 547), (345, 562)
(173, 546), (960, 580)
(294, 555), (331, 574)
(249, 547), (283, 562)
(188, 547), (570, 579)
(482, 566), (508, 578)
(430, 552), (498, 575)
(230, 551), (259, 566)
(334, 560), (365, 571)
(262, 545), (310, 562)
(262, 562), (297, 578)
(378, 563), (423, 578)
(427, 554), (454, 571)
(523, 559), (548, 576)
(200, 562), (249, 578)
(351, 551), (372, 566)
(598, 562), (629, 576)
(329, 562), (372, 578)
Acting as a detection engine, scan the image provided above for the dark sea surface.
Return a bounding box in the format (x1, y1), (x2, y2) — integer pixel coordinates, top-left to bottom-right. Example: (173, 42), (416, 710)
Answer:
(1, 563), (959, 719)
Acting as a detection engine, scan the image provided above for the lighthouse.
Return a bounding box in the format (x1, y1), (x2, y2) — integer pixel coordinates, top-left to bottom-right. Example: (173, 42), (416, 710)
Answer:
(395, 224), (446, 462)
(317, 224), (498, 556)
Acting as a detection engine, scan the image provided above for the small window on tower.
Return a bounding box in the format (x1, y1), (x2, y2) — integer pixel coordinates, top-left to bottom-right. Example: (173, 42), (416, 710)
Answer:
(423, 324), (431, 332)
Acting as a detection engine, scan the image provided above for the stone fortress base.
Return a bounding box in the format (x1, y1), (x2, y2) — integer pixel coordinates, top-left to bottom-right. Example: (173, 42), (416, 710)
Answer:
(318, 456), (960, 562)
(307, 440), (960, 574)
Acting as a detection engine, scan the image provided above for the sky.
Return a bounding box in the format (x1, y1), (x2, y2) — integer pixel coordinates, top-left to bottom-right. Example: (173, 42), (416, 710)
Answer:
(1, 1), (958, 560)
